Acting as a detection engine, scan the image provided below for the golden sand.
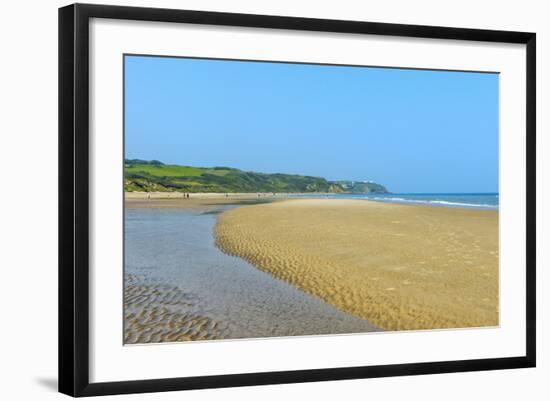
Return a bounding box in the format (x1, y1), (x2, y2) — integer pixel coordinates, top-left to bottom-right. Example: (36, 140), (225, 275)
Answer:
(124, 274), (226, 343)
(125, 197), (279, 209)
(215, 199), (499, 331)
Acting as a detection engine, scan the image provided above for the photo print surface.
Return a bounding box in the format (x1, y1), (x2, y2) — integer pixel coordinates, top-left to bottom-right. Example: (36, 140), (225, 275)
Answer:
(123, 55), (499, 344)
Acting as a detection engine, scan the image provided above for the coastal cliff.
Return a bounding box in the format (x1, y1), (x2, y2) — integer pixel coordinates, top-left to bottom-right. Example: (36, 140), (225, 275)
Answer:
(124, 159), (389, 194)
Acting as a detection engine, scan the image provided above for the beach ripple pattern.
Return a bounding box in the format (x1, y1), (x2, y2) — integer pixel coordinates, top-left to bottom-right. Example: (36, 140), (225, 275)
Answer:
(215, 199), (499, 331)
(124, 274), (227, 343)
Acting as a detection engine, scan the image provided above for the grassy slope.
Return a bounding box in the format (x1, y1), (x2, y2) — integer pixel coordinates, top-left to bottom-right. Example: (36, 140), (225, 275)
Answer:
(124, 159), (388, 194)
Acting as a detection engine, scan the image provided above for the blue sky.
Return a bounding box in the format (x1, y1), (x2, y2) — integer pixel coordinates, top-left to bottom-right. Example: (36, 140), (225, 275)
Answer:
(125, 55), (499, 193)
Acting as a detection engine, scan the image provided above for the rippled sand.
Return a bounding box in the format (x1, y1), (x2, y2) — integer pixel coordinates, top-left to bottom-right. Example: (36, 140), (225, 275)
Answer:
(124, 205), (378, 344)
(124, 274), (227, 343)
(215, 199), (499, 331)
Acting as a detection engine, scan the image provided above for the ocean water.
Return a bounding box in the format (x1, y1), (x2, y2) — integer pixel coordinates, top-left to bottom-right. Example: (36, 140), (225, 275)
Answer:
(289, 193), (499, 210)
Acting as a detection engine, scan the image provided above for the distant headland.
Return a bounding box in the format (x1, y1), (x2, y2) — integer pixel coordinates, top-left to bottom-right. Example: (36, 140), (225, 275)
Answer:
(124, 159), (389, 194)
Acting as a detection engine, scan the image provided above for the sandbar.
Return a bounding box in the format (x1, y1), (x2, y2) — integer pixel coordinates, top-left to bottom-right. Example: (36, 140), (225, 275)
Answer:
(214, 199), (499, 331)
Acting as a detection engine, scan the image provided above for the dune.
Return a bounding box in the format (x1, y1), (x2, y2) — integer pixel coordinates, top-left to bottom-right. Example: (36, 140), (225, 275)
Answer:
(214, 199), (499, 331)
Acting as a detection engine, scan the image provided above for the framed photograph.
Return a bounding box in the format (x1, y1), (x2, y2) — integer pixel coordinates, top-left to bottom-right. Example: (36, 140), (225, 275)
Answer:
(59, 3), (536, 397)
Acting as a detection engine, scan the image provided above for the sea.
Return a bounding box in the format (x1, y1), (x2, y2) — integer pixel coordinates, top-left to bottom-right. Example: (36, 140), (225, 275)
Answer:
(288, 193), (499, 210)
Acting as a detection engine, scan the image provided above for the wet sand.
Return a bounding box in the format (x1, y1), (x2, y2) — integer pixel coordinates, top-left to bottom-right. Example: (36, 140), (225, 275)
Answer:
(126, 191), (298, 203)
(215, 199), (499, 331)
(124, 274), (225, 343)
(125, 197), (278, 210)
(124, 203), (379, 344)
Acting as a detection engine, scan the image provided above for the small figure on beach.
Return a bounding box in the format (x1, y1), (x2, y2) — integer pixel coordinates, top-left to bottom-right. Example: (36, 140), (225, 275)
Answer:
(147, 192), (150, 201)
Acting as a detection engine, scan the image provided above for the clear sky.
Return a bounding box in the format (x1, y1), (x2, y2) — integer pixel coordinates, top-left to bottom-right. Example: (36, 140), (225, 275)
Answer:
(125, 55), (499, 193)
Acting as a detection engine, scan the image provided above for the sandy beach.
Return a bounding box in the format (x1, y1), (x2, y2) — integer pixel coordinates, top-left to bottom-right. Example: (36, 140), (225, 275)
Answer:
(125, 192), (295, 210)
(124, 200), (379, 343)
(214, 198), (499, 331)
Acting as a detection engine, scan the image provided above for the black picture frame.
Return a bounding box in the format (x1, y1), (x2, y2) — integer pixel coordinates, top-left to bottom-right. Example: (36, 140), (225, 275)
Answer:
(59, 3), (536, 397)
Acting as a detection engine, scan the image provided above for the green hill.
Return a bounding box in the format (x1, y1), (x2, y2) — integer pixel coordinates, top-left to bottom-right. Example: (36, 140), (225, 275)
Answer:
(333, 180), (389, 194)
(124, 159), (388, 194)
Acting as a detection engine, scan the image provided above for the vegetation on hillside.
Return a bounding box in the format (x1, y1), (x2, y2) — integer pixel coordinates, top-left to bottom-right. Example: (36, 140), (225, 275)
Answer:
(333, 180), (388, 194)
(124, 159), (388, 194)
